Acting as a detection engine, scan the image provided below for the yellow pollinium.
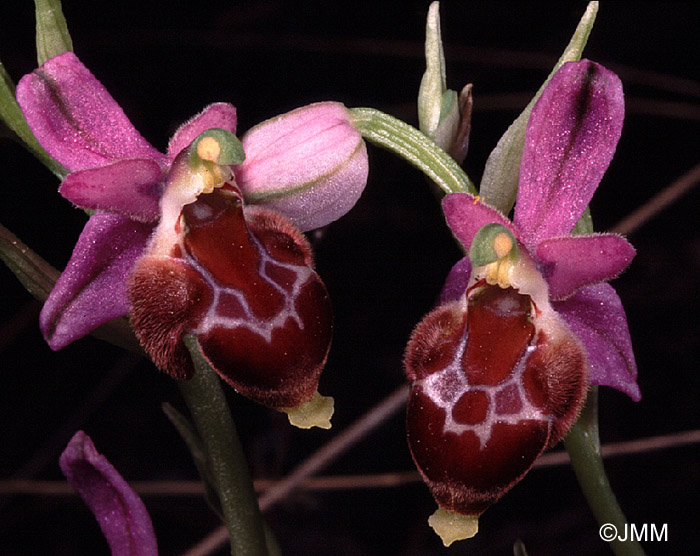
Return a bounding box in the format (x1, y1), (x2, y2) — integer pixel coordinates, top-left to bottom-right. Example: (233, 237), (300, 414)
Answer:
(493, 231), (513, 259)
(428, 508), (479, 546)
(283, 391), (334, 429)
(197, 136), (222, 163)
(484, 232), (514, 288)
(188, 136), (234, 195)
(198, 163), (228, 195)
(194, 140), (229, 194)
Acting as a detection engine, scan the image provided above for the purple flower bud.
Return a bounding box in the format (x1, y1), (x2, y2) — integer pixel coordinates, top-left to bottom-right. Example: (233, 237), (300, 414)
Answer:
(235, 102), (368, 232)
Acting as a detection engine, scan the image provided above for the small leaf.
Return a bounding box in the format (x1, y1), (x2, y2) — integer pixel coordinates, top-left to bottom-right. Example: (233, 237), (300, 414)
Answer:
(480, 2), (598, 214)
(418, 1), (448, 138)
(0, 221), (60, 302)
(513, 539), (530, 556)
(572, 206), (594, 236)
(34, 0), (74, 65)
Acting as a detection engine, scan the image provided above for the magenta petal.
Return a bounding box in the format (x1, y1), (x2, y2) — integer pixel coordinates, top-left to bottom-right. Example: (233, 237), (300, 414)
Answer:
(59, 159), (164, 222)
(439, 255), (472, 304)
(554, 283), (640, 401)
(40, 213), (153, 349)
(16, 52), (165, 172)
(514, 60), (624, 246)
(167, 102), (238, 162)
(60, 431), (158, 556)
(536, 234), (635, 300)
(442, 193), (516, 250)
(235, 102), (368, 232)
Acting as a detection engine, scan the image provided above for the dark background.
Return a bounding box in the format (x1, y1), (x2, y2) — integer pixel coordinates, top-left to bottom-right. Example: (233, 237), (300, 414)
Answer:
(1, 1), (699, 554)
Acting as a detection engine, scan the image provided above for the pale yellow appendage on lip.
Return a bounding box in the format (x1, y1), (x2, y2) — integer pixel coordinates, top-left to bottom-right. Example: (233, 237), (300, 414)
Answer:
(428, 508), (479, 546)
(283, 391), (335, 429)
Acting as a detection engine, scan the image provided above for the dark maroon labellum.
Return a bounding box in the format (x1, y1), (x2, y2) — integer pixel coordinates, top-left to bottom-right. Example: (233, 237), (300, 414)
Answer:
(129, 185), (333, 410)
(404, 281), (586, 517)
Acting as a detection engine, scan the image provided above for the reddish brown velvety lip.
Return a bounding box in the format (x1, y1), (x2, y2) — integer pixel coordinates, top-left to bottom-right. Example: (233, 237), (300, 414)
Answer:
(129, 185), (333, 410)
(405, 283), (586, 517)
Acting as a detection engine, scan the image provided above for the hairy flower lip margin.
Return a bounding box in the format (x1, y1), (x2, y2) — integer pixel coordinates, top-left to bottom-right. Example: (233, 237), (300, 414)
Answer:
(16, 52), (368, 352)
(404, 268), (588, 533)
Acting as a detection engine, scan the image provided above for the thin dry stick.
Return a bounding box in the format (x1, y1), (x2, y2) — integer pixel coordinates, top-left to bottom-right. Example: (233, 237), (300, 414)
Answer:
(180, 418), (700, 555)
(0, 353), (139, 516)
(610, 161), (700, 236)
(84, 31), (700, 100)
(258, 385), (410, 510)
(5, 428), (700, 497)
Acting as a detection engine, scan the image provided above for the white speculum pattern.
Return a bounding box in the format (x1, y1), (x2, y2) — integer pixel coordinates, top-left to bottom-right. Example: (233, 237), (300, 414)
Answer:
(418, 328), (547, 448)
(185, 231), (313, 343)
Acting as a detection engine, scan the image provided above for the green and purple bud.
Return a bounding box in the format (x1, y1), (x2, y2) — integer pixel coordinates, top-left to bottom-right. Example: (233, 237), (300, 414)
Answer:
(235, 102), (368, 232)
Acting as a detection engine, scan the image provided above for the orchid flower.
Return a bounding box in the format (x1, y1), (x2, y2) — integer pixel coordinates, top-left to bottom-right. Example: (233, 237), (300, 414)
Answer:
(17, 52), (367, 421)
(60, 431), (158, 556)
(403, 60), (638, 544)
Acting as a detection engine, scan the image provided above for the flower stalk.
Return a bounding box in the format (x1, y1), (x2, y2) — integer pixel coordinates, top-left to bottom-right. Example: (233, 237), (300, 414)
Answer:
(349, 107), (476, 195)
(179, 336), (269, 556)
(564, 389), (647, 556)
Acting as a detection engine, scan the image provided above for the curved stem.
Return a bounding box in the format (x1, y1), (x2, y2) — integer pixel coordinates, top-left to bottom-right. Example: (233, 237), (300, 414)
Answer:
(179, 336), (268, 556)
(349, 107), (476, 195)
(564, 388), (646, 556)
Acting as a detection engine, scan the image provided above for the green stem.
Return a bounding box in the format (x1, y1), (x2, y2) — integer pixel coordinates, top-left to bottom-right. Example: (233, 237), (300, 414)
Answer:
(180, 336), (268, 556)
(564, 388), (646, 556)
(349, 107), (476, 196)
